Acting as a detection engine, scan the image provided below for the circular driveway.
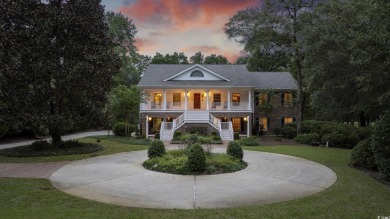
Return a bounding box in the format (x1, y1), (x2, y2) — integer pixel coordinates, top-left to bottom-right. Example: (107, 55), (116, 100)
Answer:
(50, 150), (337, 209)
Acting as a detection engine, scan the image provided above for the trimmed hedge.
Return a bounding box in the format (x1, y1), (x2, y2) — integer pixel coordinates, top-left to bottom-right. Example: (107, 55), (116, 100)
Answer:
(234, 132), (240, 140)
(173, 131), (182, 140)
(147, 140), (165, 158)
(112, 122), (136, 137)
(282, 122), (297, 139)
(321, 133), (359, 149)
(351, 139), (376, 170)
(227, 141), (243, 160)
(294, 133), (320, 146)
(239, 136), (260, 146)
(371, 112), (390, 180)
(187, 143), (206, 172)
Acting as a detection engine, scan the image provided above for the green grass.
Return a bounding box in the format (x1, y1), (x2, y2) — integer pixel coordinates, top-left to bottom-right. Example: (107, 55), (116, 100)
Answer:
(0, 137), (148, 163)
(0, 145), (389, 218)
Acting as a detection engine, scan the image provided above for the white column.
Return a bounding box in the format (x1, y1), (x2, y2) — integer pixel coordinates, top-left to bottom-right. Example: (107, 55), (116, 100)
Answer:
(145, 115), (149, 137)
(184, 90), (188, 111)
(206, 89), (209, 111)
(163, 89), (167, 110)
(248, 89), (252, 110)
(247, 116), (250, 138)
(227, 89), (231, 110)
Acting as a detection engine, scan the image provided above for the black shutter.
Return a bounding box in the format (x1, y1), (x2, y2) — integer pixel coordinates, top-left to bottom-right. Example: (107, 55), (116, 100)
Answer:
(281, 93), (285, 106)
(281, 118), (284, 126)
(293, 117), (296, 122)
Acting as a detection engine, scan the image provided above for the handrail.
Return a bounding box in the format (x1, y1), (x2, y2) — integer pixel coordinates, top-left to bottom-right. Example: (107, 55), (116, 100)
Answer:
(172, 113), (185, 131)
(229, 121), (234, 139)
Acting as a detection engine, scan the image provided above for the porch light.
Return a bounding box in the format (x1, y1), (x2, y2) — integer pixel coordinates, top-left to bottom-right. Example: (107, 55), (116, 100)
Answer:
(243, 117), (247, 121)
(148, 117), (152, 121)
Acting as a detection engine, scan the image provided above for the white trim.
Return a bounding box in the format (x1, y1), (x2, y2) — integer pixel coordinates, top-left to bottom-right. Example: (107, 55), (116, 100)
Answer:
(163, 64), (230, 82)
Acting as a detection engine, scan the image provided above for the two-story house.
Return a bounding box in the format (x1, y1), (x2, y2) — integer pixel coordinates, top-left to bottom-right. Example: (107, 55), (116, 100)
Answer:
(138, 64), (297, 140)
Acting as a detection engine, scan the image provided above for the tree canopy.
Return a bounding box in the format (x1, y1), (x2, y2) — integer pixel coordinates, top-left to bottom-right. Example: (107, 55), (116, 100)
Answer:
(150, 52), (189, 64)
(0, 0), (121, 143)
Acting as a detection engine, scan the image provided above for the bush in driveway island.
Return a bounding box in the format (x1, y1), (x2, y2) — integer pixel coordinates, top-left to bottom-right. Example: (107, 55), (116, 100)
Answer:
(187, 143), (206, 172)
(227, 141), (244, 160)
(148, 140), (166, 158)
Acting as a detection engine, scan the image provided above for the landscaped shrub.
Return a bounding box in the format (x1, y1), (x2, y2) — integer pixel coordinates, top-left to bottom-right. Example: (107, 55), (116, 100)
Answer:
(154, 133), (160, 139)
(294, 133), (320, 146)
(211, 131), (217, 137)
(187, 143), (206, 172)
(351, 139), (377, 170)
(59, 140), (85, 148)
(148, 140), (165, 158)
(112, 122), (136, 137)
(234, 132), (240, 140)
(187, 134), (199, 146)
(227, 141), (243, 160)
(136, 134), (146, 139)
(354, 126), (372, 141)
(31, 140), (51, 151)
(239, 136), (260, 146)
(371, 112), (390, 180)
(212, 135), (222, 141)
(186, 127), (207, 135)
(301, 120), (324, 134)
(173, 131), (182, 140)
(321, 133), (360, 149)
(282, 122), (297, 139)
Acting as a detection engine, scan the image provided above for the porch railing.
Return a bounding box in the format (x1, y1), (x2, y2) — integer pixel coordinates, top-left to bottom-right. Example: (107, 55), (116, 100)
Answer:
(209, 113), (222, 133)
(172, 113), (185, 131)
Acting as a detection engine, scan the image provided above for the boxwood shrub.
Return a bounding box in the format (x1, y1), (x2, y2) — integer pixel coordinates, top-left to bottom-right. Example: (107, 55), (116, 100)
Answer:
(187, 143), (206, 172)
(351, 139), (376, 170)
(112, 122), (136, 137)
(148, 140), (165, 158)
(371, 112), (390, 180)
(227, 141), (243, 160)
(294, 133), (320, 146)
(282, 122), (297, 139)
(239, 136), (260, 146)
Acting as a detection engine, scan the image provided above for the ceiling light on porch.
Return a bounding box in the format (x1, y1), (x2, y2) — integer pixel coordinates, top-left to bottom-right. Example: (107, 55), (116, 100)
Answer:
(148, 117), (152, 121)
(243, 117), (247, 121)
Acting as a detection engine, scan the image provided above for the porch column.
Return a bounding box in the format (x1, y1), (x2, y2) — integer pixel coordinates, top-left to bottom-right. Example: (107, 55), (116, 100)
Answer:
(227, 89), (231, 110)
(247, 116), (250, 138)
(184, 89), (188, 111)
(206, 89), (209, 111)
(163, 89), (167, 110)
(145, 115), (149, 137)
(248, 89), (252, 110)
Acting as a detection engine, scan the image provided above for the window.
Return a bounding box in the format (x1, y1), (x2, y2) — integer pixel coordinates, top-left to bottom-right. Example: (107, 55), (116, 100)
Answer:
(190, 70), (204, 77)
(259, 94), (267, 105)
(260, 118), (268, 131)
(173, 93), (181, 106)
(213, 93), (221, 106)
(283, 92), (293, 107)
(232, 93), (240, 106)
(284, 117), (293, 124)
(154, 93), (162, 107)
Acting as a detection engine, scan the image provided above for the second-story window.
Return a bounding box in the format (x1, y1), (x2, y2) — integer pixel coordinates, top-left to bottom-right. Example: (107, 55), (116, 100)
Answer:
(282, 92), (293, 107)
(232, 93), (240, 106)
(213, 93), (221, 106)
(259, 94), (268, 105)
(173, 93), (181, 106)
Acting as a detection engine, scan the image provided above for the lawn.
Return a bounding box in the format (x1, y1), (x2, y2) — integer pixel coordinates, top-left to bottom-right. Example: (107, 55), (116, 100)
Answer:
(0, 144), (389, 218)
(0, 136), (148, 163)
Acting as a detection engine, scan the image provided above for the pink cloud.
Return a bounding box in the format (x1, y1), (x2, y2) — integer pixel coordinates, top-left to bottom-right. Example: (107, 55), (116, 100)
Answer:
(134, 37), (160, 53)
(119, 0), (261, 31)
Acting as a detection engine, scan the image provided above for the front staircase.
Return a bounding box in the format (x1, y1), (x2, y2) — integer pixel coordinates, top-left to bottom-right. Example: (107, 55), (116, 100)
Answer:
(159, 111), (233, 141)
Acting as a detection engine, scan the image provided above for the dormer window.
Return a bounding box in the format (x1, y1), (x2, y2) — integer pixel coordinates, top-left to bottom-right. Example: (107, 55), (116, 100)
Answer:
(190, 70), (204, 77)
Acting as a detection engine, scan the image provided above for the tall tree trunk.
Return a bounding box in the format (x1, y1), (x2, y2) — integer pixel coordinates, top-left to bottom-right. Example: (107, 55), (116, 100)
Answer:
(296, 60), (303, 134)
(50, 126), (62, 144)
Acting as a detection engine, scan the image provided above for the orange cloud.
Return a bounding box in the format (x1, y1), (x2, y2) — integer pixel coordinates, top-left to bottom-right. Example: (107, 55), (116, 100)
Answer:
(135, 37), (160, 53)
(120, 0), (261, 31)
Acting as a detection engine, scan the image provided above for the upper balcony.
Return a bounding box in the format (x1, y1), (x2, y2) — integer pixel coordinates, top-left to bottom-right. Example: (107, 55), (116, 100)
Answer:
(140, 88), (252, 112)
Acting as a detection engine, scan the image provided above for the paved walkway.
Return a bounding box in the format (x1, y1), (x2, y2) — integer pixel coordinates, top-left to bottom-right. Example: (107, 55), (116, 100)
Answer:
(50, 149), (337, 209)
(0, 130), (113, 150)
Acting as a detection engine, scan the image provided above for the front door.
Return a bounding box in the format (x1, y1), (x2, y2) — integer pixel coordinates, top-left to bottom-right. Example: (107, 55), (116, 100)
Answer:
(194, 93), (201, 109)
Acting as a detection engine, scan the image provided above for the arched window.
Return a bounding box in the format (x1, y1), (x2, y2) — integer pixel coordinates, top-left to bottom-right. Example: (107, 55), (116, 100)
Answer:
(190, 70), (204, 77)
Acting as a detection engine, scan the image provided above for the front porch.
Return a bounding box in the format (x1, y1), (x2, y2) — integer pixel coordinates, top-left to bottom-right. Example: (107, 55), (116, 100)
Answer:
(140, 88), (252, 112)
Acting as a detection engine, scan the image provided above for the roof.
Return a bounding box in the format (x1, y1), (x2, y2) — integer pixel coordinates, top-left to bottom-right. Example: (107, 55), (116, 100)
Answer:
(251, 72), (298, 90)
(138, 64), (297, 90)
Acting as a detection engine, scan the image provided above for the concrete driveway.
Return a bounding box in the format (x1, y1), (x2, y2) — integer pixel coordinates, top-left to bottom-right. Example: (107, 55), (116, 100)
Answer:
(50, 149), (337, 209)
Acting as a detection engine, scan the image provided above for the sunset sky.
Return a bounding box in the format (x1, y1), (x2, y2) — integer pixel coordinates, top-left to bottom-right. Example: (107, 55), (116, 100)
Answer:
(101, 0), (262, 63)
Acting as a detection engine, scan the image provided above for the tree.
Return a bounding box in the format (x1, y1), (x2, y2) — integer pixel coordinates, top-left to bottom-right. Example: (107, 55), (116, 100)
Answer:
(190, 51), (204, 64)
(150, 52), (188, 64)
(304, 0), (390, 124)
(108, 85), (144, 137)
(204, 54), (229, 64)
(225, 0), (321, 133)
(105, 12), (142, 87)
(0, 0), (121, 144)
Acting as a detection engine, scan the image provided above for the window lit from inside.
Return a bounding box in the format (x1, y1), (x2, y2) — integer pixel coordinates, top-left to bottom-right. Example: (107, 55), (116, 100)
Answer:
(260, 118), (268, 131)
(153, 93), (162, 109)
(232, 93), (240, 106)
(284, 117), (293, 124)
(259, 94), (267, 105)
(284, 92), (293, 107)
(173, 93), (181, 106)
(213, 93), (221, 106)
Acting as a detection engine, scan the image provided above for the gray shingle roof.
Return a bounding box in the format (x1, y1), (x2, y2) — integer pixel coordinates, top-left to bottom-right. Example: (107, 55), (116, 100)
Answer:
(138, 64), (297, 90)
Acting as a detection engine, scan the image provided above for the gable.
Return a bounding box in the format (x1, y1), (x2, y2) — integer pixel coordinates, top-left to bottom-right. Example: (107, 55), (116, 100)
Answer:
(163, 64), (229, 81)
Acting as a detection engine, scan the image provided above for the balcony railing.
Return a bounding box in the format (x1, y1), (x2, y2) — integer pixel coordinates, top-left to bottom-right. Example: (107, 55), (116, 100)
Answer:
(141, 101), (251, 111)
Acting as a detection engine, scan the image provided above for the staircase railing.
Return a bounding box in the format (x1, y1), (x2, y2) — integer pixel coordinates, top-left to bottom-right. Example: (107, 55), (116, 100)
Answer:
(159, 121), (165, 140)
(229, 121), (234, 139)
(172, 113), (185, 131)
(209, 113), (222, 137)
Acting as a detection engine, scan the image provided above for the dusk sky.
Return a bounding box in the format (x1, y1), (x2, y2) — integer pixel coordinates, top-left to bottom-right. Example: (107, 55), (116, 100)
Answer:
(101, 0), (262, 63)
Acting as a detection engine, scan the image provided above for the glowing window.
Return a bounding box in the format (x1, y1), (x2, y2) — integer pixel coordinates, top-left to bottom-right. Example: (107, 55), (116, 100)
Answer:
(260, 118), (268, 131)
(190, 70), (204, 77)
(284, 117), (293, 124)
